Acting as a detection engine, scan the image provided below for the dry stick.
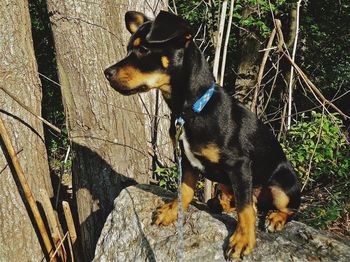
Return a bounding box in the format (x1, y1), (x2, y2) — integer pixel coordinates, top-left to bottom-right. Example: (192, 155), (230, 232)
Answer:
(62, 201), (77, 243)
(50, 232), (69, 262)
(0, 115), (57, 261)
(219, 0), (235, 86)
(287, 0), (302, 130)
(0, 87), (61, 134)
(250, 27), (276, 113)
(284, 54), (350, 120)
(277, 103), (288, 142)
(275, 19), (284, 53)
(260, 60), (280, 116)
(40, 189), (67, 261)
(54, 145), (71, 209)
(212, 0), (228, 81)
(274, 19), (350, 121)
(302, 105), (325, 192)
(66, 232), (75, 262)
(62, 201), (82, 262)
(203, 0), (228, 202)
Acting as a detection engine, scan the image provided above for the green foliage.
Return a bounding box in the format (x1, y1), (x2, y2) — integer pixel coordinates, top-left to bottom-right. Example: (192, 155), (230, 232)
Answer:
(284, 112), (349, 230)
(154, 166), (204, 196)
(283, 112), (349, 185)
(29, 1), (69, 176)
(300, 191), (346, 229)
(234, 0), (288, 38)
(154, 166), (179, 192)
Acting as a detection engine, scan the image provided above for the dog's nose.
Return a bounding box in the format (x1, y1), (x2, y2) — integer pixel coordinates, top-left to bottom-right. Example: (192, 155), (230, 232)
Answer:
(104, 67), (116, 80)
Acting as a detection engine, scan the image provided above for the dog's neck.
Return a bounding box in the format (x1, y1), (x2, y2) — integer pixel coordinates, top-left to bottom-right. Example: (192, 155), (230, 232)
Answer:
(169, 41), (215, 115)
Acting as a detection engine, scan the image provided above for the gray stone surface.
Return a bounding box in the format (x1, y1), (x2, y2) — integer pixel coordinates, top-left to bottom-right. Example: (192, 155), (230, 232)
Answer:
(94, 185), (350, 262)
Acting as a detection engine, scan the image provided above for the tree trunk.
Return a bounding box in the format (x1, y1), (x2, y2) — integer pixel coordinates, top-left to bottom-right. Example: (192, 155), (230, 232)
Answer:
(234, 7), (263, 113)
(0, 1), (53, 261)
(46, 1), (169, 260)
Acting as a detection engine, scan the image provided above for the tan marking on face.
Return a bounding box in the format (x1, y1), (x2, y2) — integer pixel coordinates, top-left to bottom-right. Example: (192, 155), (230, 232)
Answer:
(133, 37), (141, 46)
(270, 186), (292, 214)
(112, 65), (171, 96)
(161, 56), (170, 68)
(194, 143), (220, 163)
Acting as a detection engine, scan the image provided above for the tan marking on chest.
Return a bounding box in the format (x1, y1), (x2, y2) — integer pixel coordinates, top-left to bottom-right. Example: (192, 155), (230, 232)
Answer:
(194, 143), (221, 163)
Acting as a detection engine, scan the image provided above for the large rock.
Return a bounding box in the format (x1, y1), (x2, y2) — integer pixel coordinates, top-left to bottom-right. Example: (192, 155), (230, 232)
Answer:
(94, 185), (350, 261)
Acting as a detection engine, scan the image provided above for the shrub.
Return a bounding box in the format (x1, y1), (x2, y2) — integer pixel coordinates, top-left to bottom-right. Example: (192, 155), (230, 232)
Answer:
(283, 111), (349, 187)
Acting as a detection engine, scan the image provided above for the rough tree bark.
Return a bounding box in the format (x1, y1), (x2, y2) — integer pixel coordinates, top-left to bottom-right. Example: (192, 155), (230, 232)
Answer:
(0, 1), (53, 261)
(234, 7), (263, 113)
(46, 1), (169, 260)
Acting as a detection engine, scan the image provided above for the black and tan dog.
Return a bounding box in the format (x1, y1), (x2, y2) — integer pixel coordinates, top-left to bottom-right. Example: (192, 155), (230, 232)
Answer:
(104, 11), (301, 259)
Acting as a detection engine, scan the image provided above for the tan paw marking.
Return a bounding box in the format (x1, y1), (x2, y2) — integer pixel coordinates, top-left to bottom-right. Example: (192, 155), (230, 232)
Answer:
(265, 211), (288, 232)
(151, 201), (178, 226)
(226, 205), (256, 259)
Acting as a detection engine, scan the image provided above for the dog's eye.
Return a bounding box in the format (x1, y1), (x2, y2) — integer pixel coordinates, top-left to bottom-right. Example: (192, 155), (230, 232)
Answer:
(138, 46), (150, 56)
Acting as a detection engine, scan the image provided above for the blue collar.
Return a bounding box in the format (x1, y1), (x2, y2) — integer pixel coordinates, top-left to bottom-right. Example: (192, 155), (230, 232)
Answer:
(192, 84), (217, 113)
(175, 84), (217, 126)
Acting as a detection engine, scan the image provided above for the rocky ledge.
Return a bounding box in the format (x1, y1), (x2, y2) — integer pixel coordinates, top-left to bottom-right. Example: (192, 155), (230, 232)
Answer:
(94, 185), (350, 261)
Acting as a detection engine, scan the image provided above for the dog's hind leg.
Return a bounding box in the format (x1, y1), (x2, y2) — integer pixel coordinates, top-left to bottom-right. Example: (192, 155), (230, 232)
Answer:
(265, 163), (301, 232)
(207, 183), (236, 213)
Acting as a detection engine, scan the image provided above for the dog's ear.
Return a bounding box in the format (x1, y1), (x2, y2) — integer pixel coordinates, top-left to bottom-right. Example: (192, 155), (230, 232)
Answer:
(146, 11), (192, 43)
(125, 11), (149, 34)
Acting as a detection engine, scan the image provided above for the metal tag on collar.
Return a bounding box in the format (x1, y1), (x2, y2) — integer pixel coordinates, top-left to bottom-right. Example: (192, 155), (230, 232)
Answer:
(192, 84), (216, 113)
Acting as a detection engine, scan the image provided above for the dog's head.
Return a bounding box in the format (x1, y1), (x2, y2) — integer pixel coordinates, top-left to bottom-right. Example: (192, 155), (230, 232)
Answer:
(104, 11), (192, 98)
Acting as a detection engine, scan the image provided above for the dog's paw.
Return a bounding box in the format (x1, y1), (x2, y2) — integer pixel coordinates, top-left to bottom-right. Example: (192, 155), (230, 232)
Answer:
(265, 211), (288, 232)
(226, 227), (256, 260)
(151, 202), (178, 226)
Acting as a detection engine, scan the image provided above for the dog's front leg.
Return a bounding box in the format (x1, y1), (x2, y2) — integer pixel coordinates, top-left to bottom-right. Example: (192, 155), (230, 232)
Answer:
(152, 166), (199, 226)
(226, 158), (256, 259)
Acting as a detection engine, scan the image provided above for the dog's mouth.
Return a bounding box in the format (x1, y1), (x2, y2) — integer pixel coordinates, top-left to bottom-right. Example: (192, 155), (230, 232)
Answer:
(109, 82), (150, 96)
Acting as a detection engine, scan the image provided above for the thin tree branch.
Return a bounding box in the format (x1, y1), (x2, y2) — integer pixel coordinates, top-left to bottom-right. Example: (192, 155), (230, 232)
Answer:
(0, 86), (61, 133)
(287, 0), (302, 130)
(251, 27), (276, 113)
(0, 115), (57, 261)
(220, 0), (235, 86)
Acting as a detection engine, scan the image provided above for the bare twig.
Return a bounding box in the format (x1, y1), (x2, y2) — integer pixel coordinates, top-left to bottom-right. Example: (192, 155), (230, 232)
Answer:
(302, 105), (325, 191)
(49, 232), (69, 262)
(66, 232), (74, 262)
(0, 86), (61, 134)
(220, 0), (235, 86)
(54, 146), (71, 209)
(62, 201), (82, 261)
(284, 53), (350, 120)
(273, 19), (350, 121)
(212, 0), (228, 81)
(274, 19), (284, 53)
(260, 60), (281, 116)
(287, 0), (302, 130)
(0, 115), (57, 261)
(251, 27), (276, 113)
(40, 189), (67, 261)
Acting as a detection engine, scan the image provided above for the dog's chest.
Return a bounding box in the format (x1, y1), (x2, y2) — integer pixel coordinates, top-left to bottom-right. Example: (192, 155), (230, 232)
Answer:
(179, 129), (205, 172)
